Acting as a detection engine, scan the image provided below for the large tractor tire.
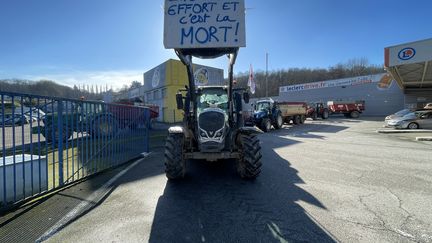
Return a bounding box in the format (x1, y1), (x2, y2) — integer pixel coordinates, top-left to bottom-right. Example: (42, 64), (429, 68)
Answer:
(321, 109), (329, 119)
(93, 115), (118, 137)
(273, 113), (283, 129)
(164, 133), (186, 180)
(237, 134), (262, 179)
(43, 125), (71, 144)
(261, 118), (272, 132)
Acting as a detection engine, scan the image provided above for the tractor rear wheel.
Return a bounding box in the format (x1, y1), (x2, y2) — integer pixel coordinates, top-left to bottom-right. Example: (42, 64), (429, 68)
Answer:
(93, 116), (118, 137)
(237, 134), (262, 179)
(164, 133), (186, 180)
(322, 109), (329, 119)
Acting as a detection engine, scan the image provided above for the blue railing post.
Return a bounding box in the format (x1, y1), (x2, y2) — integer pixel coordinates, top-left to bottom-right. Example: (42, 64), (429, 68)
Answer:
(1, 95), (6, 206)
(57, 101), (64, 186)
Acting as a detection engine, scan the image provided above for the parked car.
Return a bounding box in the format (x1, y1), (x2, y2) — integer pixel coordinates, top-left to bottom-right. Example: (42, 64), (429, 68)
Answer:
(424, 103), (432, 109)
(384, 107), (432, 126)
(386, 110), (432, 129)
(384, 109), (412, 126)
(22, 106), (46, 121)
(1, 113), (31, 126)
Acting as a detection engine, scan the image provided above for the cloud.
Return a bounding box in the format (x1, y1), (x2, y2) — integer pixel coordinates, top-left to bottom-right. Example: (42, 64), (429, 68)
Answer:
(21, 70), (144, 90)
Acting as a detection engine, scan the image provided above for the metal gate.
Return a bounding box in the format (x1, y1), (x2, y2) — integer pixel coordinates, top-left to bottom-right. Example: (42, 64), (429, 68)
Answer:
(1, 91), (150, 209)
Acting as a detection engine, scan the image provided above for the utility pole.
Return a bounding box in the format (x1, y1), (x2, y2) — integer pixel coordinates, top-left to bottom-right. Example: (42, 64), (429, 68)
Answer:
(265, 52), (268, 97)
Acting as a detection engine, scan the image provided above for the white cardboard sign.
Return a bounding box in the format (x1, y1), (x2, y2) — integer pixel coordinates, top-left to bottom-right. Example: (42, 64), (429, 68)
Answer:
(164, 0), (246, 49)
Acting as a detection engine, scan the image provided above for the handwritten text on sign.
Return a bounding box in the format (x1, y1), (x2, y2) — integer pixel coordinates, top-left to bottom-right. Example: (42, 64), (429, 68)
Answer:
(164, 0), (246, 49)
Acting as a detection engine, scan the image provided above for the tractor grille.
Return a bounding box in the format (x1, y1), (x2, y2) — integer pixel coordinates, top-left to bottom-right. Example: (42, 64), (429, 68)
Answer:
(199, 111), (225, 134)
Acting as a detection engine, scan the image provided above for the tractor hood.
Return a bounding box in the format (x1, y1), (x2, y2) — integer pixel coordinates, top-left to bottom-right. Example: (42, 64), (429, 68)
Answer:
(254, 110), (268, 119)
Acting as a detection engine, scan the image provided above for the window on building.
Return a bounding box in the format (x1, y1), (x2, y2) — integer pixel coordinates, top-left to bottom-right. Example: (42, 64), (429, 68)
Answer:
(154, 90), (161, 100)
(146, 92), (153, 101)
(162, 88), (167, 98)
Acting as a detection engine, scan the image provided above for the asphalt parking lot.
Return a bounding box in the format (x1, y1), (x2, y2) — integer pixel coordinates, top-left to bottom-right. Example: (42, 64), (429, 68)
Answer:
(2, 117), (431, 242)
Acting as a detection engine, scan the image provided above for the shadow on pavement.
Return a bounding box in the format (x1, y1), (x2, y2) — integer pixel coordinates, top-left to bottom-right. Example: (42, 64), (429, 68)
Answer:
(266, 122), (349, 141)
(149, 135), (336, 242)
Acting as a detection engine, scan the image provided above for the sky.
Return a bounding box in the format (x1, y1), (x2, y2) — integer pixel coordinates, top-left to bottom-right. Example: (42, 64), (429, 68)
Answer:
(0, 0), (431, 90)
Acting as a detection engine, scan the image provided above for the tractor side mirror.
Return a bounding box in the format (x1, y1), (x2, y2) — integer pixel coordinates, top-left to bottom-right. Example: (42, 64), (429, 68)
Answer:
(243, 92), (250, 104)
(176, 93), (183, 110)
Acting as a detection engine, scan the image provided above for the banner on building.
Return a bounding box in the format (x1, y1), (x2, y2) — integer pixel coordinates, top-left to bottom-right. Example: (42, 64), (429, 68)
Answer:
(279, 74), (393, 93)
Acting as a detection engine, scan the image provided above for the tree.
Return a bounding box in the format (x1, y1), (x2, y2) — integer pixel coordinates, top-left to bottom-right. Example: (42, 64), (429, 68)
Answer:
(130, 81), (142, 90)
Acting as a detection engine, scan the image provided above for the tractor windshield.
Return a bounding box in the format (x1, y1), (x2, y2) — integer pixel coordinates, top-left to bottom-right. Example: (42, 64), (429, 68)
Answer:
(197, 88), (228, 114)
(256, 102), (270, 111)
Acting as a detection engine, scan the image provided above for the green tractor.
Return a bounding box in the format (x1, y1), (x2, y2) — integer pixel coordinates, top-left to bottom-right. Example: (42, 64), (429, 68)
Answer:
(164, 49), (263, 180)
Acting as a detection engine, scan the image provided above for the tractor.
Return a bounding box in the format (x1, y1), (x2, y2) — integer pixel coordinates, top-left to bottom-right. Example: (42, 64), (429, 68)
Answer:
(164, 49), (263, 180)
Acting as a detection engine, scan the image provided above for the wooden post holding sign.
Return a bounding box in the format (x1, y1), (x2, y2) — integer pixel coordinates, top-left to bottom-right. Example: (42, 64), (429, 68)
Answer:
(164, 0), (246, 49)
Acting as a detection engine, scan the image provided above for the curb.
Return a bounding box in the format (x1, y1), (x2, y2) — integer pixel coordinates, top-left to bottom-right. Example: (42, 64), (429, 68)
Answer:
(376, 129), (432, 134)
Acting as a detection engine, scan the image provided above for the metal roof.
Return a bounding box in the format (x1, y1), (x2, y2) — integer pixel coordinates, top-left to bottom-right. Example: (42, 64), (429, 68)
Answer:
(385, 38), (432, 91)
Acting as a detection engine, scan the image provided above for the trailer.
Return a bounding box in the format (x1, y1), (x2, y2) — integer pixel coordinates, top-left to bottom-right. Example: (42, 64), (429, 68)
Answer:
(248, 99), (307, 132)
(278, 101), (308, 124)
(327, 100), (365, 118)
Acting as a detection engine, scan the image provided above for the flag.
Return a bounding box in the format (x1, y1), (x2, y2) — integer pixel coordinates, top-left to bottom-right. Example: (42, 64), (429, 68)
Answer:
(247, 64), (256, 94)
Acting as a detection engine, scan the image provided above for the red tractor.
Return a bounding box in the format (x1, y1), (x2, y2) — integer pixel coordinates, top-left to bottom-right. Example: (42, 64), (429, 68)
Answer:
(306, 102), (329, 120)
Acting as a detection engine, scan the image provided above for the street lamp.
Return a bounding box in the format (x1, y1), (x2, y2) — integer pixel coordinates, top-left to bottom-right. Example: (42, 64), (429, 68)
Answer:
(265, 52), (268, 97)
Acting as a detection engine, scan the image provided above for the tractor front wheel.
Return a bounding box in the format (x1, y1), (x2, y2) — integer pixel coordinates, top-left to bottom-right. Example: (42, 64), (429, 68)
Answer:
(164, 133), (186, 180)
(261, 118), (272, 132)
(237, 134), (262, 179)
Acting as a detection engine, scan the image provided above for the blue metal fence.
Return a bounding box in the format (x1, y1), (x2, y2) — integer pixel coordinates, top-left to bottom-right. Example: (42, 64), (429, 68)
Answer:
(0, 91), (150, 209)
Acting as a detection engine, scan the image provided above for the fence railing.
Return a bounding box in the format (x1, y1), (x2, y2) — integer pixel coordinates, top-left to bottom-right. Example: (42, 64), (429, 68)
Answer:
(0, 91), (150, 209)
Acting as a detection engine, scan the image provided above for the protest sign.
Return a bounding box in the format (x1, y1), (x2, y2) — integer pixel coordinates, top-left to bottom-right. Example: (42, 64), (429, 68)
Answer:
(164, 0), (246, 49)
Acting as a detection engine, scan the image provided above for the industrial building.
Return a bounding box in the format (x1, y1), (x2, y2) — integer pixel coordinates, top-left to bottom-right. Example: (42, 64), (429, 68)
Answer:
(278, 38), (432, 116)
(128, 59), (224, 123)
(385, 38), (432, 108)
(278, 73), (404, 116)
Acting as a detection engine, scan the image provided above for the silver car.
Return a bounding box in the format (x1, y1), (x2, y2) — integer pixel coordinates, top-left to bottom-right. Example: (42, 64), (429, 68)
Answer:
(387, 110), (432, 129)
(384, 108), (412, 126)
